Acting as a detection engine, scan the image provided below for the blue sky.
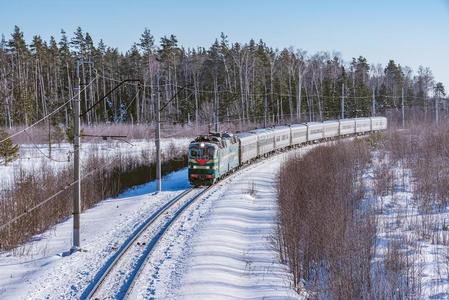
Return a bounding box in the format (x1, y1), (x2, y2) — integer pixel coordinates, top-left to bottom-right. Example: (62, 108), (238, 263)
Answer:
(1, 0), (449, 90)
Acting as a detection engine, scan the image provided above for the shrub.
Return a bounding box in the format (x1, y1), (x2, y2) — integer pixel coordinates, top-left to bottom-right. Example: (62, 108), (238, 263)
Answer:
(276, 140), (374, 297)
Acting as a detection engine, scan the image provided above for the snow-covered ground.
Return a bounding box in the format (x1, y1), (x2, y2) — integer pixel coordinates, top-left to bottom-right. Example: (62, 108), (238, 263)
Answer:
(0, 138), (191, 188)
(0, 190), (183, 299)
(364, 156), (449, 299)
(0, 147), (305, 299)
(177, 157), (300, 299)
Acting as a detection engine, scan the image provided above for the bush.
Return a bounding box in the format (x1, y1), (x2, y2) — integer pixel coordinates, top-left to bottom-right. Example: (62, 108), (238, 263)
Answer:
(276, 140), (374, 297)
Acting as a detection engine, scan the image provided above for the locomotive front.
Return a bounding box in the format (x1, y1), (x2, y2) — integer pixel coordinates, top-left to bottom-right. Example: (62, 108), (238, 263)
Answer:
(188, 140), (219, 186)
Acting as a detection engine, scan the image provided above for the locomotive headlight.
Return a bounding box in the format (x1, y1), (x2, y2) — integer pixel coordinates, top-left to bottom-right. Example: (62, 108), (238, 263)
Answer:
(200, 143), (205, 148)
(192, 165), (209, 169)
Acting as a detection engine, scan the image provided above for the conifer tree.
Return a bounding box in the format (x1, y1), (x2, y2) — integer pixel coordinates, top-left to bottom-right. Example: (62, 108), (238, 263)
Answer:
(0, 129), (19, 165)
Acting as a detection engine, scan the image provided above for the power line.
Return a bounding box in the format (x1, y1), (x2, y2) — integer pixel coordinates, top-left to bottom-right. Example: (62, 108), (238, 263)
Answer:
(0, 76), (97, 145)
(23, 130), (70, 163)
(94, 71), (177, 89)
(0, 153), (126, 232)
(0, 74), (142, 231)
(164, 83), (438, 101)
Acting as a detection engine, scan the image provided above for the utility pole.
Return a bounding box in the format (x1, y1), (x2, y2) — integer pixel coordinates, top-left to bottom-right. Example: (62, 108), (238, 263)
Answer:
(71, 60), (81, 252)
(155, 84), (189, 193)
(402, 87), (405, 128)
(214, 93), (218, 132)
(436, 96), (439, 125)
(341, 83), (345, 119)
(155, 88), (162, 193)
(214, 83), (219, 132)
(264, 87), (268, 127)
(372, 87), (376, 117)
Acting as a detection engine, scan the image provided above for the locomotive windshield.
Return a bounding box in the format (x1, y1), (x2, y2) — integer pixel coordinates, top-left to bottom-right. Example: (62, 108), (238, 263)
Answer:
(189, 145), (216, 159)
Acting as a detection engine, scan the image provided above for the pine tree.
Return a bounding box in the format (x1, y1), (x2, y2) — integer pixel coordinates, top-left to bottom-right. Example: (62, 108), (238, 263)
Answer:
(71, 26), (85, 56)
(65, 125), (84, 144)
(138, 28), (155, 55)
(0, 129), (19, 165)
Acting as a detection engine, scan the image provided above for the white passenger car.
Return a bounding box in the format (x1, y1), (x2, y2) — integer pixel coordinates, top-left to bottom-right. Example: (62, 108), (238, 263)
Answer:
(354, 118), (371, 134)
(370, 117), (388, 131)
(290, 124), (308, 146)
(306, 122), (324, 142)
(323, 120), (339, 139)
(273, 126), (291, 151)
(236, 132), (258, 164)
(339, 119), (356, 136)
(250, 128), (275, 156)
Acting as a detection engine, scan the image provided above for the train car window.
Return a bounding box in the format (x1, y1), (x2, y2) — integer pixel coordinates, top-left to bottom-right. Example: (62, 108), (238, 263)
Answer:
(208, 147), (216, 159)
(189, 148), (199, 158)
(189, 146), (215, 159)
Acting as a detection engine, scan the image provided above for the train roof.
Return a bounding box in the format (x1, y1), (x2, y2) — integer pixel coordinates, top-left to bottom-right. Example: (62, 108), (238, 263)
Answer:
(339, 118), (355, 122)
(236, 131), (257, 138)
(305, 122), (323, 127)
(249, 128), (275, 134)
(271, 126), (291, 134)
(290, 123), (307, 128)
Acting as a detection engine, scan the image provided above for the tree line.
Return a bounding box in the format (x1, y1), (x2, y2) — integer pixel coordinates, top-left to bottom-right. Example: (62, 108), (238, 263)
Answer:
(0, 26), (445, 129)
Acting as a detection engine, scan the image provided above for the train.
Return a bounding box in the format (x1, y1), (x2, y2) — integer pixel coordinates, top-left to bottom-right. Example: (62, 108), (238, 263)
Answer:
(188, 117), (387, 186)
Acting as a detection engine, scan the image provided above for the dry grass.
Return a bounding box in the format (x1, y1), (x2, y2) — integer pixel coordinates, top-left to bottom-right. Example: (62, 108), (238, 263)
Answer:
(385, 120), (449, 212)
(0, 143), (186, 251)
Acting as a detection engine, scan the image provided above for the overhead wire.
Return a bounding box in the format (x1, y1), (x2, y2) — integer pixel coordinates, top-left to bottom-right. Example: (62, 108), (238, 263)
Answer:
(0, 89), (142, 230)
(0, 76), (97, 145)
(0, 74), (145, 230)
(23, 130), (70, 163)
(0, 153), (123, 231)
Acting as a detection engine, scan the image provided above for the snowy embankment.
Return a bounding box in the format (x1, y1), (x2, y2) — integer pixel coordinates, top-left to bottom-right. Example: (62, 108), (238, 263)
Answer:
(129, 152), (305, 299)
(0, 190), (182, 299)
(177, 157), (300, 299)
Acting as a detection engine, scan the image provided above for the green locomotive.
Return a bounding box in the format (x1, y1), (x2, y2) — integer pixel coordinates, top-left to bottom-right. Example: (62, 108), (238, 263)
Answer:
(188, 132), (239, 186)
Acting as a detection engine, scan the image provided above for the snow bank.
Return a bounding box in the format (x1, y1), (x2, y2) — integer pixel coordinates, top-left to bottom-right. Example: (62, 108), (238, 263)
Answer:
(178, 158), (300, 299)
(0, 190), (182, 299)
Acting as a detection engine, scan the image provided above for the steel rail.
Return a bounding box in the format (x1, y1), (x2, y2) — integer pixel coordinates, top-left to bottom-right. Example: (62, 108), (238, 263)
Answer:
(121, 185), (213, 299)
(80, 187), (200, 300)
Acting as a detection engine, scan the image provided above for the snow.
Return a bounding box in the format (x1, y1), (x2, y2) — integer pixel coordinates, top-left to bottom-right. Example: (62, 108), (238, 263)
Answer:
(364, 155), (449, 299)
(0, 190), (182, 299)
(128, 153), (304, 299)
(118, 167), (189, 198)
(178, 158), (300, 299)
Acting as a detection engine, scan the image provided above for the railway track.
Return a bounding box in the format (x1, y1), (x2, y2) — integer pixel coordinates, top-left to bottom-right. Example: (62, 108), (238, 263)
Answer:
(80, 187), (210, 300)
(80, 134), (367, 299)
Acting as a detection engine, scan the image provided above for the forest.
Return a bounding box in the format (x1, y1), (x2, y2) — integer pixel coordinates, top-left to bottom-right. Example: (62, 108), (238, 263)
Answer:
(0, 25), (446, 130)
